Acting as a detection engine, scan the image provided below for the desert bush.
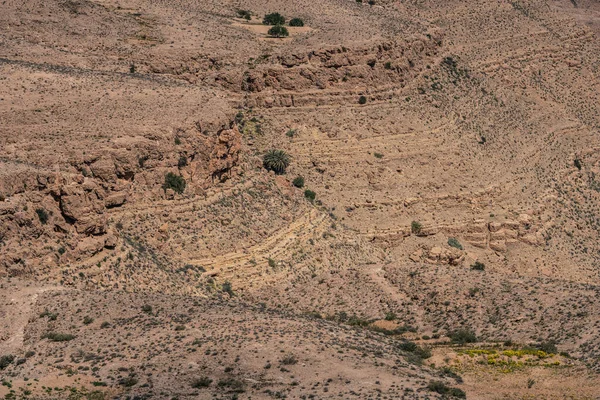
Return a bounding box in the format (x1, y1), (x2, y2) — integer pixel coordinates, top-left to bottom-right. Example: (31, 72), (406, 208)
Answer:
(36, 208), (49, 225)
(574, 158), (582, 170)
(217, 378), (245, 393)
(289, 18), (304, 27)
(471, 261), (485, 271)
(427, 381), (466, 398)
(178, 155), (188, 168)
(83, 316), (94, 325)
(191, 376), (213, 388)
(237, 9), (251, 20)
(0, 355), (15, 370)
(448, 237), (463, 250)
(263, 12), (285, 25)
(304, 189), (316, 202)
(537, 340), (557, 354)
(40, 309), (58, 320)
(43, 332), (75, 342)
(268, 25), (289, 38)
(222, 281), (234, 296)
(448, 329), (477, 344)
(292, 176), (305, 188)
(358, 95), (367, 104)
(263, 150), (291, 174)
(384, 61), (392, 69)
(163, 172), (186, 194)
(120, 376), (138, 387)
(384, 311), (396, 321)
(411, 221), (422, 234)
(280, 354), (298, 365)
(141, 304), (153, 314)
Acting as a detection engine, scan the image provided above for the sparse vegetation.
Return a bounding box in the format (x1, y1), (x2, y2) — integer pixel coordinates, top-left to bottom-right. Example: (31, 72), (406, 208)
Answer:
(358, 95), (367, 104)
(427, 381), (466, 398)
(191, 376), (213, 388)
(43, 332), (75, 342)
(411, 221), (422, 235)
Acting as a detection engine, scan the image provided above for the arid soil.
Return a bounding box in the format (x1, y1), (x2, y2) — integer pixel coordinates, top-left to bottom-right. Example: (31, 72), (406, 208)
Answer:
(2, 0), (600, 399)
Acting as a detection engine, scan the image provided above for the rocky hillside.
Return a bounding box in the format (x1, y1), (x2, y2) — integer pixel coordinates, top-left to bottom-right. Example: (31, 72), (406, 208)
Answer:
(2, 0), (600, 398)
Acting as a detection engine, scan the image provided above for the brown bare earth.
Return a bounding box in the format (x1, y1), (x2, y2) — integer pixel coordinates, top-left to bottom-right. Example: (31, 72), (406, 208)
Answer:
(1, 0), (600, 399)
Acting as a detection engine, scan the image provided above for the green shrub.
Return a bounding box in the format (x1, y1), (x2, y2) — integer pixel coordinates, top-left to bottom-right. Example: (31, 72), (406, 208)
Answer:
(163, 172), (186, 194)
(384, 311), (396, 321)
(411, 221), (422, 235)
(292, 176), (305, 188)
(222, 281), (234, 296)
(268, 25), (289, 38)
(374, 152), (383, 159)
(263, 13), (285, 25)
(384, 61), (392, 69)
(574, 158), (582, 170)
(358, 95), (367, 104)
(289, 18), (304, 27)
(263, 150), (291, 174)
(40, 309), (58, 320)
(537, 341), (557, 354)
(141, 305), (153, 314)
(36, 208), (49, 225)
(178, 155), (188, 168)
(398, 341), (418, 352)
(304, 189), (316, 202)
(0, 355), (14, 370)
(286, 129), (297, 138)
(471, 261), (485, 271)
(448, 329), (477, 344)
(120, 376), (138, 387)
(237, 9), (251, 20)
(427, 381), (466, 398)
(281, 354), (298, 365)
(43, 332), (75, 342)
(448, 237), (463, 250)
(191, 377), (213, 388)
(83, 316), (94, 325)
(217, 378), (245, 393)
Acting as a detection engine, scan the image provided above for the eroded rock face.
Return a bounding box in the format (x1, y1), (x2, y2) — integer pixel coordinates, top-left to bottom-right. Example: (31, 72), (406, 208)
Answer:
(208, 125), (242, 182)
(59, 182), (107, 235)
(424, 246), (465, 265)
